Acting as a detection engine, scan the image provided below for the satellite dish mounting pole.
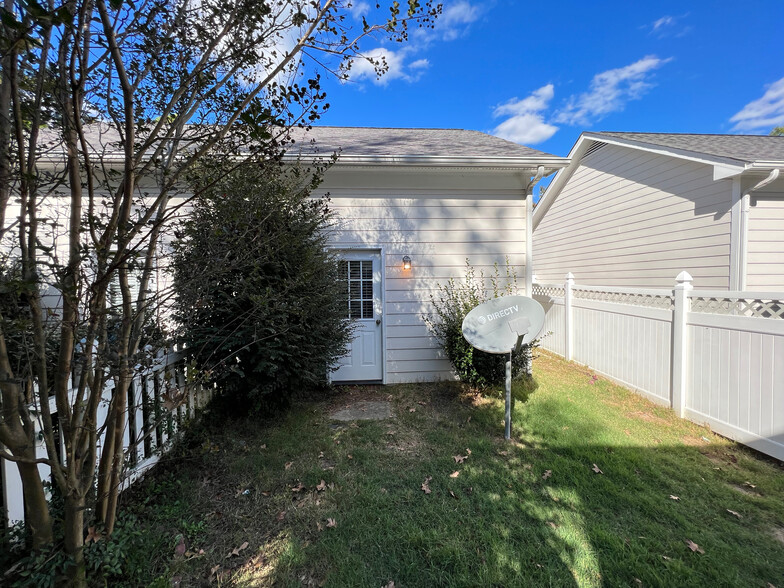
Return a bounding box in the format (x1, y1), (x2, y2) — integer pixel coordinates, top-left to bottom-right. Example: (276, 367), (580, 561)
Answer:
(505, 350), (512, 440)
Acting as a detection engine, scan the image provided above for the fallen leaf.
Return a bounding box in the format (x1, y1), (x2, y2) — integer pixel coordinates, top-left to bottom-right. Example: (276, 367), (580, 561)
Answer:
(380, 488), (387, 494)
(174, 536), (186, 558)
(326, 518), (337, 528)
(228, 541), (249, 558)
(316, 480), (327, 492)
(523, 463), (532, 470)
(624, 429), (632, 436)
(589, 375), (598, 385)
(317, 521), (323, 532)
(466, 416), (472, 423)
(726, 509), (742, 518)
(450, 471), (460, 478)
(260, 444), (267, 450)
(546, 521), (558, 529)
(743, 481), (756, 489)
(328, 482), (335, 490)
(277, 511), (286, 521)
(633, 579), (642, 586)
(592, 464), (603, 474)
(670, 495), (680, 501)
(685, 539), (705, 554)
(449, 490), (457, 499)
(498, 450), (509, 456)
(409, 408), (416, 413)
(542, 470), (552, 480)
(318, 451), (325, 458)
(284, 461), (293, 470)
(662, 555), (671, 561)
(291, 482), (305, 493)
(347, 454), (353, 460)
(261, 491), (271, 497)
(209, 564), (221, 578)
(418, 401), (427, 406)
(453, 454), (467, 464)
(335, 440), (341, 445)
(421, 476), (433, 494)
(85, 526), (102, 544)
(466, 448), (472, 455)
(382, 582), (396, 588)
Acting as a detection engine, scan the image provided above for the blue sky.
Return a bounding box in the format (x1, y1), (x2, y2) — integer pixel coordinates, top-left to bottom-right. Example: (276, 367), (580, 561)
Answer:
(317, 0), (784, 158)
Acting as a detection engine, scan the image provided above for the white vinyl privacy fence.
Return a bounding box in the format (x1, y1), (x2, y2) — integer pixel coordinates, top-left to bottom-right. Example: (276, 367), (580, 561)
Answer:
(1, 351), (212, 527)
(533, 273), (784, 461)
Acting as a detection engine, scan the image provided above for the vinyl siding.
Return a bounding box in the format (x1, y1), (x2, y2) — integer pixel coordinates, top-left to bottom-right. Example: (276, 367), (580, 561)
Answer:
(746, 189), (784, 290)
(319, 168), (526, 383)
(534, 144), (733, 288)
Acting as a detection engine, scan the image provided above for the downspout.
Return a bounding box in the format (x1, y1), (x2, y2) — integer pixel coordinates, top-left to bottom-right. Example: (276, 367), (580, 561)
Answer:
(525, 165), (545, 296)
(739, 168), (781, 290)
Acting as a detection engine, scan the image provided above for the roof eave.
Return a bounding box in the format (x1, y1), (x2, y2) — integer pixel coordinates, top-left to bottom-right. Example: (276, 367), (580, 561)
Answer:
(283, 153), (569, 171)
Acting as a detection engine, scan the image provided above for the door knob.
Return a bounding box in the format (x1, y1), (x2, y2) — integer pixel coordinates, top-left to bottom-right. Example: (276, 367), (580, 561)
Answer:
(376, 319), (381, 325)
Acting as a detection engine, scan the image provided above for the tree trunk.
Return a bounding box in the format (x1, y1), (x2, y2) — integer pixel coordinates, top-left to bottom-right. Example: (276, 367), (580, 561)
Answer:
(64, 492), (86, 587)
(17, 457), (53, 548)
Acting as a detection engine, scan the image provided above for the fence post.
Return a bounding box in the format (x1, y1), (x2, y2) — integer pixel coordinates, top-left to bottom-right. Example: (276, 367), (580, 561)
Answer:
(564, 272), (575, 361)
(671, 271), (693, 417)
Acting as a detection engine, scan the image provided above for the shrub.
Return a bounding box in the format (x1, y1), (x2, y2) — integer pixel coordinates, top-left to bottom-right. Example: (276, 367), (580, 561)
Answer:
(423, 259), (536, 388)
(172, 160), (352, 412)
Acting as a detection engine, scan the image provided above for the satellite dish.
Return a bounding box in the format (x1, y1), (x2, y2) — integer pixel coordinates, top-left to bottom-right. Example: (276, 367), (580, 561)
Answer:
(462, 295), (545, 354)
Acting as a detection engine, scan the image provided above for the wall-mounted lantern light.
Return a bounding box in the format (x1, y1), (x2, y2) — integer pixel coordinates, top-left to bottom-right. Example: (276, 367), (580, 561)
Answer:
(402, 255), (412, 270)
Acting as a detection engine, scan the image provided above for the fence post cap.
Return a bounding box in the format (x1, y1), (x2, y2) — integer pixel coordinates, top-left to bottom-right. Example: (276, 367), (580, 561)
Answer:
(565, 272), (575, 282)
(675, 271), (693, 283)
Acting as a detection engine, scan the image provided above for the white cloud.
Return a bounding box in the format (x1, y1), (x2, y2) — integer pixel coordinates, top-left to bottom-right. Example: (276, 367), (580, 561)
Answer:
(554, 55), (671, 126)
(492, 85), (558, 145)
(730, 77), (784, 131)
(345, 47), (427, 85)
(652, 15), (675, 31)
(646, 13), (691, 38)
(345, 1), (479, 87)
(439, 1), (480, 41)
(348, 1), (370, 19)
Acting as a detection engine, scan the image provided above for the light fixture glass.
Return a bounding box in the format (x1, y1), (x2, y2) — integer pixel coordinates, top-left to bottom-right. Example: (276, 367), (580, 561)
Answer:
(402, 255), (412, 270)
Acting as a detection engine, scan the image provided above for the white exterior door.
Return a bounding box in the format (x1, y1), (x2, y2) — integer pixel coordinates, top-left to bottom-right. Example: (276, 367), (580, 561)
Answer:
(332, 251), (383, 382)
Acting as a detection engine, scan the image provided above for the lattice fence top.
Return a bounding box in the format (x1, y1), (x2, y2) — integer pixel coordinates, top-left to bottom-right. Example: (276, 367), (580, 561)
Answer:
(690, 296), (784, 319)
(532, 284), (565, 298)
(573, 288), (674, 310)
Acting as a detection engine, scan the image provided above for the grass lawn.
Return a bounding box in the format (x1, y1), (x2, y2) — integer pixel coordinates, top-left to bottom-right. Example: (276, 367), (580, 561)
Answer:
(127, 352), (784, 587)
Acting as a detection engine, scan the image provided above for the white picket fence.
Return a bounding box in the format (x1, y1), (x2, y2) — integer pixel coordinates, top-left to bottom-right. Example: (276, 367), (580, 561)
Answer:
(1, 350), (213, 527)
(533, 273), (784, 461)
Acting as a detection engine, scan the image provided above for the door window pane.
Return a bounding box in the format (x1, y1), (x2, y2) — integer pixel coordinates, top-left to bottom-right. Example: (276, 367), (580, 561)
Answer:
(340, 259), (374, 320)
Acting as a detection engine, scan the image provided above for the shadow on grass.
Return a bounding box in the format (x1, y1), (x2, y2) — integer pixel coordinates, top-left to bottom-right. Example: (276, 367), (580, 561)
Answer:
(122, 371), (784, 588)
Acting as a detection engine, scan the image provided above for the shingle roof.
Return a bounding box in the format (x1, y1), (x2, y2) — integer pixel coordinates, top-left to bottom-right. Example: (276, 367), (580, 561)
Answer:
(591, 132), (784, 164)
(289, 126), (558, 159)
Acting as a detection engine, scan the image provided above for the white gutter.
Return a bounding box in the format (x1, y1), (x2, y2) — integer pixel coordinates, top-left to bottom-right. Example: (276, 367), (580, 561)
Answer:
(525, 166), (545, 296)
(282, 153), (569, 170)
(738, 168), (782, 289)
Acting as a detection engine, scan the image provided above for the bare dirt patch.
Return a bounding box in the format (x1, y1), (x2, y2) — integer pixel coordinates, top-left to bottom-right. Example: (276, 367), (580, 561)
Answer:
(330, 400), (393, 421)
(773, 527), (784, 546)
(729, 483), (762, 497)
(626, 410), (670, 426)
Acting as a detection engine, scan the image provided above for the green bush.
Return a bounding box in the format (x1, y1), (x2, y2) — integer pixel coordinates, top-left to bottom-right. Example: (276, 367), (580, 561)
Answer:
(423, 259), (536, 389)
(172, 160), (352, 412)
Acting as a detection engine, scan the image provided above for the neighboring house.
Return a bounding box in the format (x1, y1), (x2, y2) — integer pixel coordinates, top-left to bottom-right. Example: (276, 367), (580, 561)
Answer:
(532, 132), (784, 290)
(297, 127), (566, 383)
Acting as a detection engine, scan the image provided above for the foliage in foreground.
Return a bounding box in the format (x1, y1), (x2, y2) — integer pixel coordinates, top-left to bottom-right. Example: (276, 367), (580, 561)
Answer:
(112, 353), (784, 587)
(172, 162), (352, 411)
(424, 259), (535, 388)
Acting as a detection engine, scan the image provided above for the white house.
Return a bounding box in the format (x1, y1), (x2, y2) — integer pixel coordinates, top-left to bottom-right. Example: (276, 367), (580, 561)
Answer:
(533, 132), (784, 290)
(297, 127), (567, 383)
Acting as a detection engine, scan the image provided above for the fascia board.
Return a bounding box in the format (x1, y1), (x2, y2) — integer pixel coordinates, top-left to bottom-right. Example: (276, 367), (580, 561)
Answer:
(532, 134), (593, 231)
(583, 133), (751, 169)
(282, 153), (569, 171)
